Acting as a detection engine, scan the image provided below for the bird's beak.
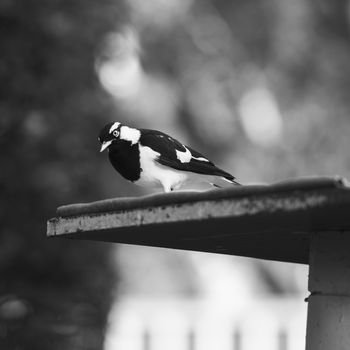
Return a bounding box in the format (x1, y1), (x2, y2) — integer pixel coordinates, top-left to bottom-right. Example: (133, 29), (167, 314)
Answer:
(100, 141), (112, 152)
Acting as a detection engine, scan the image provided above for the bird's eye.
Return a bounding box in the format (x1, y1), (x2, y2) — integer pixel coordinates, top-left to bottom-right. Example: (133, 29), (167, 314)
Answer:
(113, 130), (119, 137)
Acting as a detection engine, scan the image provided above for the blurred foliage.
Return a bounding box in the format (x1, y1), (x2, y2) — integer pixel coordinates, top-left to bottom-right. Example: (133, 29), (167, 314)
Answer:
(0, 0), (126, 349)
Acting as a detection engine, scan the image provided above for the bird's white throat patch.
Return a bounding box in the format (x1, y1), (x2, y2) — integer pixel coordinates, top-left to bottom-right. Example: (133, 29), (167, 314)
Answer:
(120, 126), (141, 145)
(109, 122), (120, 134)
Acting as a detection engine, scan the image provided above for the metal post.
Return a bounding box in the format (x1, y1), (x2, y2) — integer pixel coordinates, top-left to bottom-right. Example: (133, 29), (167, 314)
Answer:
(306, 231), (350, 350)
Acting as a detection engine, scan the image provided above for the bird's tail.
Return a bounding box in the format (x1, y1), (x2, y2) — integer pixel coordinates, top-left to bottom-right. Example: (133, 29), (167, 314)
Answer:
(222, 177), (242, 186)
(210, 176), (242, 188)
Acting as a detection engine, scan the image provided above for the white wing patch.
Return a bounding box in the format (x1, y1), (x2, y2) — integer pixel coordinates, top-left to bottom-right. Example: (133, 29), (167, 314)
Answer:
(192, 155), (209, 162)
(109, 122), (120, 133)
(120, 126), (141, 145)
(176, 147), (192, 163)
(176, 146), (209, 163)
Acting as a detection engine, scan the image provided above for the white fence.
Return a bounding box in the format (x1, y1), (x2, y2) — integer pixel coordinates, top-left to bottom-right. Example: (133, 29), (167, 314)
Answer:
(104, 297), (307, 350)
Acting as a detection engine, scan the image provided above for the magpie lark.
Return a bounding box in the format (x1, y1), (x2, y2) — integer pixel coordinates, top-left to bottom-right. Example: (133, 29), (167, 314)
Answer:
(99, 122), (240, 192)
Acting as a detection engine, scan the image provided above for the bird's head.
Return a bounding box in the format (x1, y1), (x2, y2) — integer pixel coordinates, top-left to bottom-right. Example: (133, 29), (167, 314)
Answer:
(98, 122), (141, 152)
(99, 122), (121, 152)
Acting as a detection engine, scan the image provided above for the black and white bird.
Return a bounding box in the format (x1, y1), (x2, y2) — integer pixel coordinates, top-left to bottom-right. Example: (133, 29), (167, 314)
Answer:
(99, 122), (240, 193)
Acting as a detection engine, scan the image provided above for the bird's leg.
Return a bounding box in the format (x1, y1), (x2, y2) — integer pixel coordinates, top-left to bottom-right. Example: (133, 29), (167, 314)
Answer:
(162, 184), (173, 193)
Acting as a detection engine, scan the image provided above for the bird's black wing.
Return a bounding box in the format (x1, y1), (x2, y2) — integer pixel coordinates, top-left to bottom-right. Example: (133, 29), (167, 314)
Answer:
(139, 129), (235, 180)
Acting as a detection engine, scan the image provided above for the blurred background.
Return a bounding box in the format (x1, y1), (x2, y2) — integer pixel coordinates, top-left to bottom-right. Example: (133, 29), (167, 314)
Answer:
(2, 0), (350, 349)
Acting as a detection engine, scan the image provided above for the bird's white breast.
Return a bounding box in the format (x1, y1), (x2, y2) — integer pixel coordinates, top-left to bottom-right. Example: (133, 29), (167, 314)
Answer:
(136, 145), (188, 191)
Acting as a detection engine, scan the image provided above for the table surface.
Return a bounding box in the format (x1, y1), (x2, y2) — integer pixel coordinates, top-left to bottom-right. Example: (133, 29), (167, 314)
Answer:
(47, 176), (350, 264)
